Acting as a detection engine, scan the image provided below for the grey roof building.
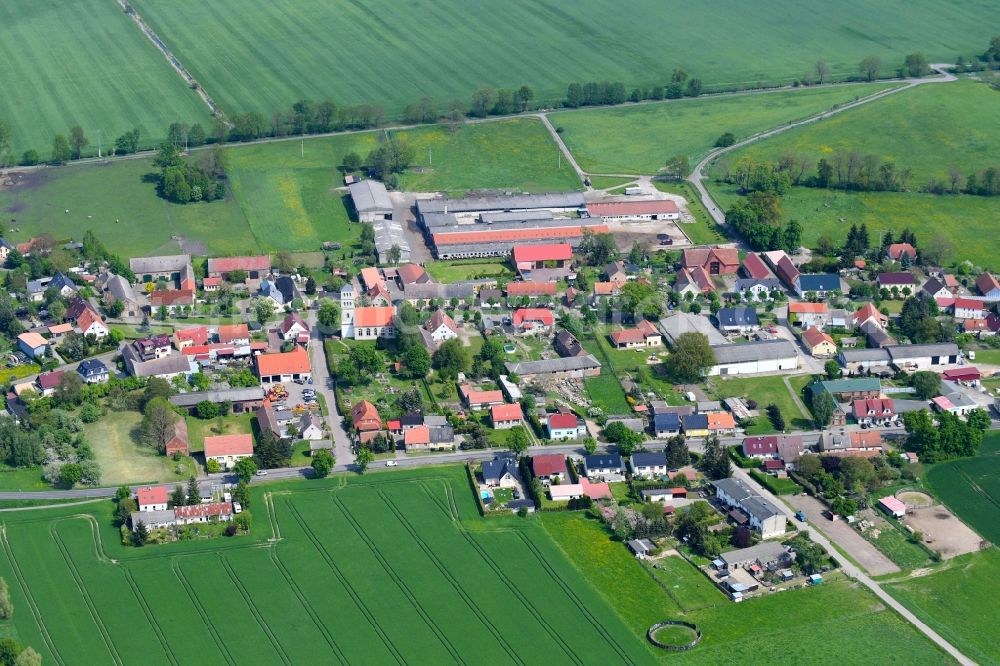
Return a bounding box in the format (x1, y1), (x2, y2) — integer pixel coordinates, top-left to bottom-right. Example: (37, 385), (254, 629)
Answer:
(417, 192), (585, 216)
(716, 307), (759, 331)
(348, 179), (393, 219)
(504, 355), (601, 379)
(710, 339), (797, 364)
(659, 312), (727, 346)
(719, 541), (788, 570)
(129, 255), (192, 277)
(169, 388), (265, 408)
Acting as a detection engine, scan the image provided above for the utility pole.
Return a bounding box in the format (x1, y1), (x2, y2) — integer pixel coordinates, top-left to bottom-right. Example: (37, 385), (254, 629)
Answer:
(301, 138), (304, 158)
(558, 150), (561, 169)
(428, 147), (432, 166)
(97, 130), (102, 158)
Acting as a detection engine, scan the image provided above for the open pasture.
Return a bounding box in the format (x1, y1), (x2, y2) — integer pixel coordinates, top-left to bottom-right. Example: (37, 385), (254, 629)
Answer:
(0, 467), (655, 665)
(552, 83), (895, 174)
(128, 0), (995, 121)
(0, 0), (211, 155)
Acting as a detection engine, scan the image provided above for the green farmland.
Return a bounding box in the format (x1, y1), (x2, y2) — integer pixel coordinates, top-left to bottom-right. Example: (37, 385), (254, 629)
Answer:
(724, 80), (1000, 185)
(552, 83), (896, 174)
(0, 467), (656, 664)
(0, 0), (211, 155)
(128, 0), (994, 122)
(926, 447), (1000, 546)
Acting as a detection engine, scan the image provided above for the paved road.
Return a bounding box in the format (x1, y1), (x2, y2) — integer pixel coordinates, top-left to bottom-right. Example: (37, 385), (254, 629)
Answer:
(688, 65), (957, 232)
(304, 309), (354, 467)
(731, 466), (974, 665)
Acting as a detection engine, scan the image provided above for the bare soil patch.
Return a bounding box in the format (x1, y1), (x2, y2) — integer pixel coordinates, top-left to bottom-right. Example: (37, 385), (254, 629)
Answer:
(906, 505), (985, 559)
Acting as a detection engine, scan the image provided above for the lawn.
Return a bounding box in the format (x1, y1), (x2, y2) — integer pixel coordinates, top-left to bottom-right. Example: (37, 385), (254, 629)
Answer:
(886, 549), (1000, 665)
(0, 363), (42, 385)
(541, 511), (948, 664)
(0, 0), (211, 155)
(584, 372), (632, 416)
(552, 83), (896, 174)
(926, 448), (1000, 546)
(184, 413), (255, 454)
(0, 159), (255, 257)
(424, 260), (514, 284)
(710, 374), (812, 434)
(643, 555), (726, 612)
(726, 80), (1000, 186)
(129, 0), (993, 119)
(708, 182), (1000, 269)
(859, 522), (932, 570)
(0, 466), (655, 665)
(748, 470), (802, 496)
(84, 411), (196, 485)
(654, 182), (729, 246)
(0, 465), (51, 492)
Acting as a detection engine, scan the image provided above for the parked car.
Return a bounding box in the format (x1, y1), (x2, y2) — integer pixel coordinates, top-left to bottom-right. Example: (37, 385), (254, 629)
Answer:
(386, 460), (398, 467)
(255, 470), (268, 477)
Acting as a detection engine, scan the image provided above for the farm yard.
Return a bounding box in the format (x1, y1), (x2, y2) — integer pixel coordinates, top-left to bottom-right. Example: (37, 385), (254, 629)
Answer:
(126, 0), (993, 125)
(0, 467), (655, 665)
(541, 512), (949, 664)
(552, 83), (896, 174)
(0, 0), (212, 155)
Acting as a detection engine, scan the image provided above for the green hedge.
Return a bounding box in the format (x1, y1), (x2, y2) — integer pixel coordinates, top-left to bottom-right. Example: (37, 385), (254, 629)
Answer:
(466, 463), (486, 517)
(749, 469), (801, 495)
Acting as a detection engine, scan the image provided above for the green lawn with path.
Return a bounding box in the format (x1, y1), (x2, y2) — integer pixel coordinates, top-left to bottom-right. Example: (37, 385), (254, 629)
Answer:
(184, 412), (255, 454)
(424, 260), (513, 284)
(552, 83), (896, 174)
(710, 374), (812, 434)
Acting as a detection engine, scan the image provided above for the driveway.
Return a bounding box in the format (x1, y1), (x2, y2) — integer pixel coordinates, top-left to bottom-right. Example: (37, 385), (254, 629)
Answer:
(305, 309), (354, 466)
(785, 494), (899, 576)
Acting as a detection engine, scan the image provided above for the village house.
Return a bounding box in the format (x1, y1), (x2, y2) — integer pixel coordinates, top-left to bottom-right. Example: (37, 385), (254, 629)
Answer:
(165, 419), (190, 456)
(653, 412), (681, 438)
(674, 267), (713, 296)
(608, 320), (662, 348)
(681, 247), (739, 275)
(707, 411), (736, 436)
(16, 332), (48, 359)
(174, 502), (234, 526)
(255, 346), (312, 384)
(787, 301), (828, 329)
(713, 478), (786, 538)
(801, 326), (837, 357)
(206, 255), (270, 285)
(735, 277), (782, 302)
(886, 243), (917, 263)
(921, 277), (953, 301)
(550, 478), (612, 501)
(460, 385), (505, 410)
(718, 541), (790, 572)
(403, 424), (456, 451)
(852, 398), (896, 427)
(135, 335), (172, 361)
(975, 272), (1000, 301)
(204, 434), (254, 469)
(506, 281), (558, 301)
(350, 400), (382, 433)
(76, 358), (110, 384)
(120, 344), (195, 379)
(482, 453), (519, 488)
(490, 403), (523, 429)
(593, 281), (622, 299)
(76, 308), (109, 339)
(137, 486), (169, 512)
(795, 273), (841, 298)
(630, 452), (667, 479)
(532, 454), (568, 485)
(641, 488), (688, 503)
(852, 303), (888, 329)
(280, 313), (310, 343)
(512, 243), (573, 274)
(297, 413), (324, 440)
(422, 310), (459, 347)
(547, 413), (587, 440)
(173, 326), (209, 351)
(716, 307), (759, 334)
(951, 297), (985, 320)
(583, 454), (624, 480)
(877, 272), (916, 292)
(512, 308), (554, 333)
(554, 329), (586, 357)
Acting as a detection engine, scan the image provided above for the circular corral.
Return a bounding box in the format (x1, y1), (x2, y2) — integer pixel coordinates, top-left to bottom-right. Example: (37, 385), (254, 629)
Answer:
(895, 490), (934, 509)
(647, 620), (702, 651)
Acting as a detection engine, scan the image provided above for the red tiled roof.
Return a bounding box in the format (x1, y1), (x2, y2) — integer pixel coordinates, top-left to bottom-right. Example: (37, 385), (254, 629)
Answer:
(802, 326), (834, 348)
(853, 303), (886, 325)
(354, 306), (395, 327)
(203, 276), (222, 287)
(587, 200), (679, 217)
(175, 326), (209, 344)
(580, 478), (612, 500)
(593, 281), (620, 296)
(359, 267), (384, 290)
(37, 371), (64, 390)
(775, 256), (800, 286)
(954, 297), (984, 310)
(681, 247), (739, 273)
(852, 398), (895, 418)
(396, 263), (427, 285)
(788, 302), (828, 314)
(975, 272), (1000, 295)
(512, 243), (573, 264)
(404, 425), (430, 446)
(491, 403), (523, 422)
(204, 433), (254, 457)
(151, 289), (195, 306)
(137, 485), (169, 506)
(424, 310), (458, 334)
(175, 502), (233, 519)
(507, 281), (558, 296)
(740, 253), (771, 280)
(743, 436), (778, 456)
(77, 308), (106, 333)
(218, 323), (250, 343)
(548, 413), (578, 430)
(461, 385), (505, 406)
(47, 323), (73, 335)
(532, 454), (567, 477)
(351, 400), (381, 430)
(610, 328), (645, 345)
(280, 313), (309, 335)
(707, 412), (735, 430)
(207, 255), (270, 274)
(887, 243), (917, 261)
(256, 346), (311, 376)
(513, 308), (554, 327)
(432, 225), (608, 246)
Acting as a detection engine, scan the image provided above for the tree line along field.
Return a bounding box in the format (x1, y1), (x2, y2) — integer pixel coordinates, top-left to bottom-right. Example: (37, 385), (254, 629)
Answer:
(0, 467), (656, 665)
(551, 83), (897, 174)
(0, 0), (212, 157)
(125, 0), (995, 125)
(0, 119), (577, 257)
(541, 512), (949, 664)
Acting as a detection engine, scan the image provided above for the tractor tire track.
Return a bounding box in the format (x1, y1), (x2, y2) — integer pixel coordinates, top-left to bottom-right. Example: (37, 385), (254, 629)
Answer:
(170, 558), (236, 666)
(218, 555), (292, 665)
(377, 489), (524, 666)
(284, 499), (406, 666)
(333, 492), (466, 665)
(121, 567), (180, 665)
(0, 525), (65, 666)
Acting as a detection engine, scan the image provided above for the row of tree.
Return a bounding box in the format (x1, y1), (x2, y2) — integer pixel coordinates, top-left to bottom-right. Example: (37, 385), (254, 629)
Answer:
(565, 68), (703, 109)
(724, 191), (801, 252)
(153, 142), (227, 203)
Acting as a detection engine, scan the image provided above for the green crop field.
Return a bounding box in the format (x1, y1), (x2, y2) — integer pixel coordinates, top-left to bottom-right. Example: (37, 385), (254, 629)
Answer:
(0, 467), (657, 665)
(708, 183), (1000, 269)
(552, 83), (896, 174)
(0, 0), (212, 156)
(126, 0), (995, 123)
(724, 80), (1000, 186)
(541, 512), (947, 664)
(926, 450), (1000, 546)
(886, 549), (1000, 665)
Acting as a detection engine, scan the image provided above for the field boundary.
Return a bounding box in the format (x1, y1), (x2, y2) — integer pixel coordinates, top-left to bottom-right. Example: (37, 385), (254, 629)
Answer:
(283, 498), (406, 665)
(0, 525), (65, 665)
(332, 491), (467, 664)
(170, 557), (237, 665)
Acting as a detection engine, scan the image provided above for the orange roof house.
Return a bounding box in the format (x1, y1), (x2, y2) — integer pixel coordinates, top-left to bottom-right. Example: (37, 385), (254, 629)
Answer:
(203, 433), (254, 458)
(218, 323), (250, 344)
(255, 346), (311, 378)
(351, 400), (382, 431)
(136, 485), (169, 508)
(707, 412), (736, 431)
(512, 308), (554, 328)
(681, 247), (739, 275)
(506, 281), (557, 297)
(788, 302), (828, 314)
(354, 306), (396, 328)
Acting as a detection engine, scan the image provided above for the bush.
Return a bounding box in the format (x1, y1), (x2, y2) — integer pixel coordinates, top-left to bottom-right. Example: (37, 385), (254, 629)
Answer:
(206, 459), (221, 473)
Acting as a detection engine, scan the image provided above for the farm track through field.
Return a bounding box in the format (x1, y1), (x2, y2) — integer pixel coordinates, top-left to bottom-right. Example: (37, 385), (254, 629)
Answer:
(283, 499), (406, 666)
(332, 492), (467, 665)
(49, 523), (123, 665)
(120, 567), (180, 665)
(952, 464), (1000, 513)
(0, 526), (64, 665)
(376, 489), (525, 666)
(218, 555), (293, 665)
(170, 557), (237, 666)
(412, 481), (587, 665)
(267, 545), (347, 664)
